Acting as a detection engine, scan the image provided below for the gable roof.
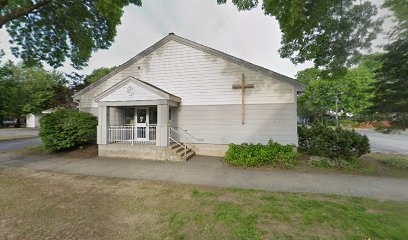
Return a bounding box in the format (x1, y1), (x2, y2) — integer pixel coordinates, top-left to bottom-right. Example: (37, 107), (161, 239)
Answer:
(94, 76), (181, 102)
(74, 33), (306, 99)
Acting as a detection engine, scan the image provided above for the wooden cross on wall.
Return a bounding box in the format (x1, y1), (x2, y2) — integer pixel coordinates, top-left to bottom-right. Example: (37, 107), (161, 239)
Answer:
(232, 73), (254, 125)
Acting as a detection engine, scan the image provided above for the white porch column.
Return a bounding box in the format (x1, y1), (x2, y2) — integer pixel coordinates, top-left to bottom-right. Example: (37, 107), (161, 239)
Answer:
(97, 106), (109, 144)
(156, 104), (169, 147)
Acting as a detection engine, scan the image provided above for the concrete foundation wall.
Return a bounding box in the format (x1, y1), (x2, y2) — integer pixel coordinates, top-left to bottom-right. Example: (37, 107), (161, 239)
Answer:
(186, 143), (229, 157)
(98, 144), (170, 161)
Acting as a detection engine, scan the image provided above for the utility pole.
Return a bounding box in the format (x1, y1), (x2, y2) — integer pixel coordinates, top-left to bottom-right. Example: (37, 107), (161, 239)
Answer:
(335, 96), (340, 128)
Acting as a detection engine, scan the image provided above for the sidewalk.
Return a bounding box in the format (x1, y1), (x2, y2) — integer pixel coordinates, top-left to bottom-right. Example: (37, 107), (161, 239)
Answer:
(1, 153), (407, 201)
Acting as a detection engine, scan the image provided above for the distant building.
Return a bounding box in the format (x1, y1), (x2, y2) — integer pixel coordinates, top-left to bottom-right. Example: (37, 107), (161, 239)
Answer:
(26, 114), (41, 128)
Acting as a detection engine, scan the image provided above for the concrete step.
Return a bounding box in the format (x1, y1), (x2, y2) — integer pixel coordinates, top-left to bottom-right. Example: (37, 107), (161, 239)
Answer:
(169, 143), (195, 161)
(171, 145), (183, 153)
(185, 151), (196, 160)
(170, 143), (183, 150)
(179, 148), (192, 155)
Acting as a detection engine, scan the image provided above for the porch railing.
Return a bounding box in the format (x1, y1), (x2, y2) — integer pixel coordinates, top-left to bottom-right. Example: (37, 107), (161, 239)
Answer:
(108, 125), (156, 144)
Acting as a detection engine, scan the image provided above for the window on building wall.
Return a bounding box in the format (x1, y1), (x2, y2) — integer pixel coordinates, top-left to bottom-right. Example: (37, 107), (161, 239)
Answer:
(149, 107), (157, 125)
(124, 107), (135, 125)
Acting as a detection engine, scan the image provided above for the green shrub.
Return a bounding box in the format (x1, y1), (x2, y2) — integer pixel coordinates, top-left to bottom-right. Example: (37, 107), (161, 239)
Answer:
(298, 125), (370, 161)
(40, 109), (97, 152)
(224, 140), (300, 168)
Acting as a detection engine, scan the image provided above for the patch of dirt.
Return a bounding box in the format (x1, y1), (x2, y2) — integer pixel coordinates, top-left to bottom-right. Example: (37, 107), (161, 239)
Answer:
(56, 144), (98, 159)
(367, 208), (385, 214)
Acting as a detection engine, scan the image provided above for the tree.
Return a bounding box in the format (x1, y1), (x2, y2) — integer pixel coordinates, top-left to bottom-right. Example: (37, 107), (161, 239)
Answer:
(297, 57), (378, 122)
(296, 68), (322, 85)
(0, 0), (142, 69)
(367, 0), (408, 129)
(19, 68), (71, 114)
(383, 0), (408, 39)
(218, 0), (382, 75)
(0, 62), (73, 125)
(368, 39), (408, 128)
(84, 66), (117, 85)
(72, 66), (116, 91)
(0, 61), (18, 121)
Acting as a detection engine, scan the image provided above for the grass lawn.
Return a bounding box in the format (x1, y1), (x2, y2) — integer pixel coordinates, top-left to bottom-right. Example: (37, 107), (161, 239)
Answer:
(301, 153), (408, 178)
(1, 168), (407, 239)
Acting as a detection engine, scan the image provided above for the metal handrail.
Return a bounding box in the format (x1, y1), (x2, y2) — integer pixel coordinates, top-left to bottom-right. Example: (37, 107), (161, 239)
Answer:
(169, 127), (187, 159)
(171, 126), (204, 142)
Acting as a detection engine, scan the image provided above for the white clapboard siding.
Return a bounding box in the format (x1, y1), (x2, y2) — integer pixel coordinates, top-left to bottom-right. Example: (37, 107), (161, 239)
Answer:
(171, 104), (298, 145)
(79, 40), (295, 108)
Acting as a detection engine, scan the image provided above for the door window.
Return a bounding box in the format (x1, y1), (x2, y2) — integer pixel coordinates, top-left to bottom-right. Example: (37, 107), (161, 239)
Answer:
(136, 109), (147, 124)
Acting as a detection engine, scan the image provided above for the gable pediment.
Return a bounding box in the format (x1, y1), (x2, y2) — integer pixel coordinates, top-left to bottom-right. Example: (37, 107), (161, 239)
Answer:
(94, 77), (180, 102)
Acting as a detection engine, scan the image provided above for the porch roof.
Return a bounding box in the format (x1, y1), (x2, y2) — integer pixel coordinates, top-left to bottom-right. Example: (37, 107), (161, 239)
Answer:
(94, 77), (181, 104)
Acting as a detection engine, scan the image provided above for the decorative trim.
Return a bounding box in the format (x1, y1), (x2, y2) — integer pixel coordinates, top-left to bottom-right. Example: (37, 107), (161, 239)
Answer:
(94, 76), (181, 103)
(98, 100), (179, 107)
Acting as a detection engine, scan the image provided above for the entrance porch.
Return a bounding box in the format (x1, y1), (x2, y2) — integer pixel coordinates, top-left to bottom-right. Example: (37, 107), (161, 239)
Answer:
(97, 103), (172, 147)
(107, 106), (160, 145)
(94, 77), (195, 161)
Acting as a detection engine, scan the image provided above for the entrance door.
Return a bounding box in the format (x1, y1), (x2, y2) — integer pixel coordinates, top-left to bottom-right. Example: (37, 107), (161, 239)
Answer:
(135, 108), (148, 141)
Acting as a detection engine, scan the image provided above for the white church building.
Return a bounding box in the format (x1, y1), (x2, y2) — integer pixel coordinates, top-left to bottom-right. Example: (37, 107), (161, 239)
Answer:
(73, 34), (305, 161)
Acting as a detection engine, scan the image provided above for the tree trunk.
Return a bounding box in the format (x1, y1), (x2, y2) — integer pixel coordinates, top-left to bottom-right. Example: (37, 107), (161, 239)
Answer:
(15, 117), (21, 128)
(0, 0), (51, 28)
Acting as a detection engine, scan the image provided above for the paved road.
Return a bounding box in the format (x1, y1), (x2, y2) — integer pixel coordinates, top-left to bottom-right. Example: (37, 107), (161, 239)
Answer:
(0, 128), (39, 138)
(0, 153), (407, 201)
(356, 129), (408, 154)
(0, 137), (42, 153)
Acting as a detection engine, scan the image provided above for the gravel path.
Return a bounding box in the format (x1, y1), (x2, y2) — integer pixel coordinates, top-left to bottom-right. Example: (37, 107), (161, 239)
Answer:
(0, 153), (407, 201)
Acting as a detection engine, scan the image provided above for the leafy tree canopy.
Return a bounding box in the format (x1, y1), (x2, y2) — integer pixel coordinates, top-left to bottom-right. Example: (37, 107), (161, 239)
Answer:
(0, 62), (72, 122)
(218, 0), (382, 76)
(0, 0), (142, 69)
(383, 0), (408, 39)
(297, 55), (379, 121)
(72, 66), (116, 91)
(296, 67), (322, 85)
(85, 66), (117, 85)
(368, 39), (408, 115)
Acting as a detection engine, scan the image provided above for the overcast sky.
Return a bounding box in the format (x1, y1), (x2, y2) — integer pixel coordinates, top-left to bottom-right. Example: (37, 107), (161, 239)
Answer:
(0, 0), (392, 78)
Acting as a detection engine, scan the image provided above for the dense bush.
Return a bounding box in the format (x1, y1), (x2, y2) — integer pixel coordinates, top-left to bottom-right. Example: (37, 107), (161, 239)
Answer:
(298, 125), (370, 161)
(40, 109), (97, 152)
(224, 140), (300, 168)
